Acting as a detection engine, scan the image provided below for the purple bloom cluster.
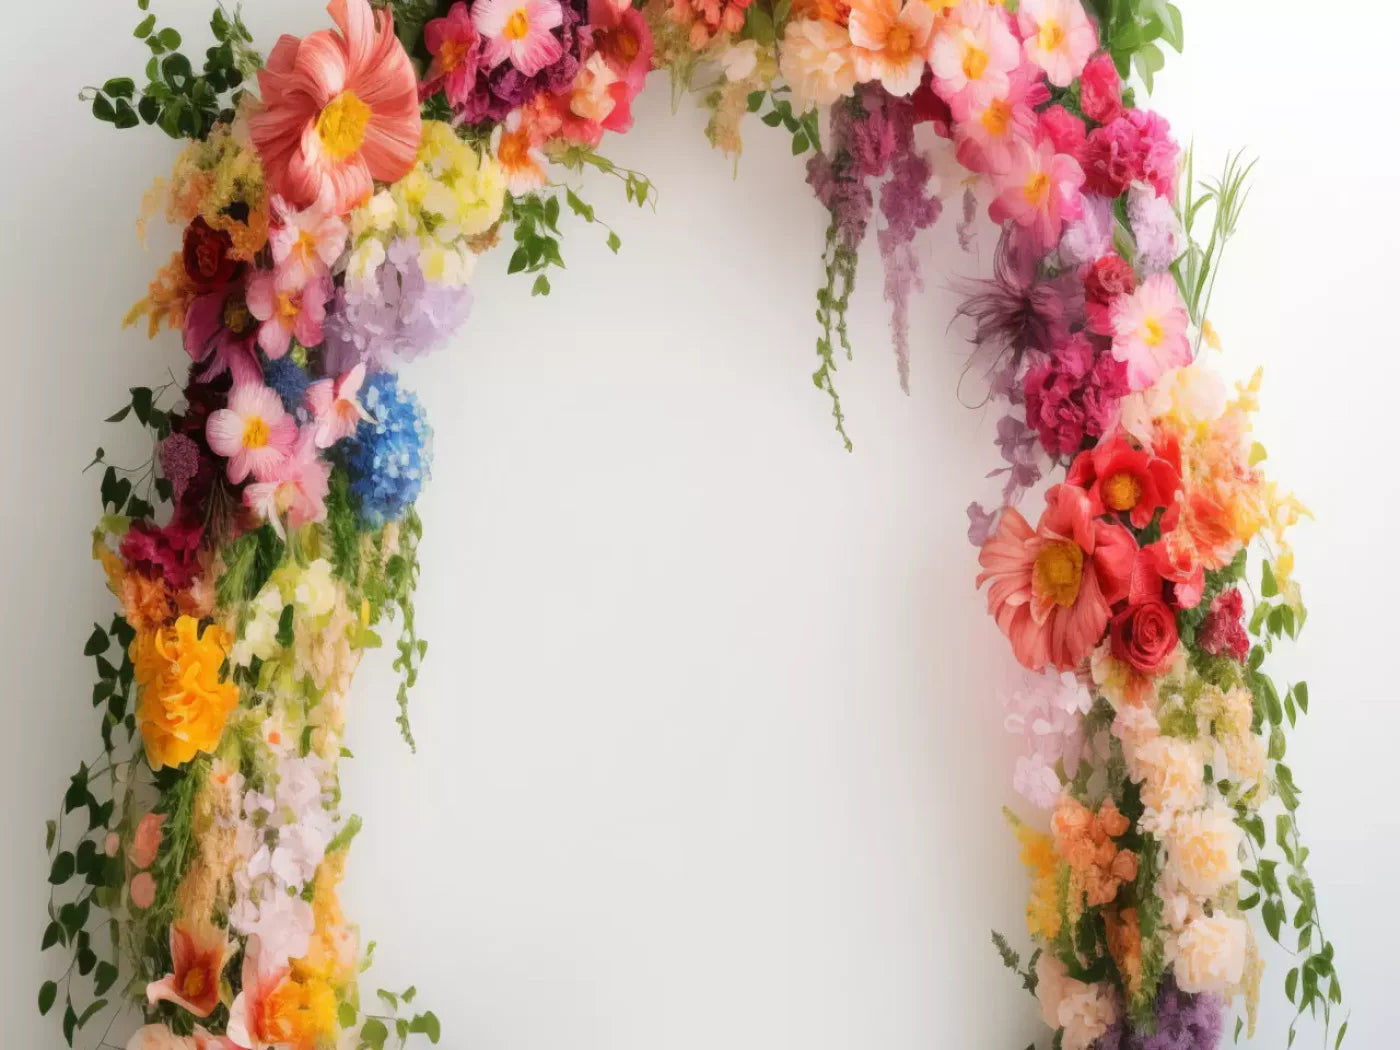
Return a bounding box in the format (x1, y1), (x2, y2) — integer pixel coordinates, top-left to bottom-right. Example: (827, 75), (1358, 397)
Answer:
(452, 0), (589, 124)
(1095, 980), (1223, 1050)
(323, 240), (474, 374)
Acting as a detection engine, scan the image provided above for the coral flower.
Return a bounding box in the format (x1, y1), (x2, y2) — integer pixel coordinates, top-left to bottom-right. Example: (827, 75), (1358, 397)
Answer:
(977, 483), (1136, 672)
(1017, 0), (1098, 87)
(269, 197), (348, 288)
(848, 0), (936, 97)
(929, 0), (1020, 105)
(243, 433), (332, 538)
(1110, 272), (1192, 391)
(227, 937), (295, 1050)
(147, 924), (231, 1018)
(206, 384), (300, 484)
(473, 0), (565, 77)
(989, 134), (1085, 253)
(132, 616), (239, 771)
(589, 0), (654, 133)
(492, 110), (549, 194)
(422, 2), (483, 108)
(247, 271), (331, 359)
(1067, 431), (1181, 528)
(129, 812), (167, 869)
(306, 362), (374, 447)
(249, 0), (422, 215)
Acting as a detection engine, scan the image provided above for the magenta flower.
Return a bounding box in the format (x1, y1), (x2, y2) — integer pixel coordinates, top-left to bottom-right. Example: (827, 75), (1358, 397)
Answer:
(206, 384), (300, 484)
(183, 289), (262, 386)
(422, 2), (483, 108)
(246, 270), (331, 359)
(989, 134), (1085, 253)
(305, 362), (374, 448)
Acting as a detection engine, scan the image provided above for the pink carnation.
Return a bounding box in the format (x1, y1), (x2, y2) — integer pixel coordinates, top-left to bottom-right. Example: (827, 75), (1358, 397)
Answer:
(1079, 52), (1122, 124)
(1198, 587), (1249, 661)
(1023, 333), (1130, 458)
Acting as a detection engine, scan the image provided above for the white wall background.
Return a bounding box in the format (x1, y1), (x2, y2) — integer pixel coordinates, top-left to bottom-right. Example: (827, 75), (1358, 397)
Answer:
(2, 1), (1396, 1046)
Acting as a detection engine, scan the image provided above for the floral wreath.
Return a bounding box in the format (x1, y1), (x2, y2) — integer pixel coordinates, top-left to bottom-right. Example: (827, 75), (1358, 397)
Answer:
(40, 2), (1345, 1049)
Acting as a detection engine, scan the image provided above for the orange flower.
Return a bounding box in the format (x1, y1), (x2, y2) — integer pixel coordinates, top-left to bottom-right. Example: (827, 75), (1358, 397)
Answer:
(1051, 797), (1138, 907)
(146, 923), (231, 1018)
(132, 616), (240, 770)
(1104, 906), (1143, 1000)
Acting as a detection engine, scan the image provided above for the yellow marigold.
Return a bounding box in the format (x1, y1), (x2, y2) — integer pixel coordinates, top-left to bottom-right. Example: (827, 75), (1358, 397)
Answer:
(1008, 812), (1062, 940)
(132, 616), (239, 770)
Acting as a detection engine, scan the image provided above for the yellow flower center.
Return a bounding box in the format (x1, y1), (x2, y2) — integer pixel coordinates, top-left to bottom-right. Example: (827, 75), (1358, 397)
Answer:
(1103, 472), (1143, 512)
(887, 24), (913, 59)
(276, 291), (301, 325)
(439, 37), (472, 71)
(981, 98), (1011, 137)
(182, 967), (207, 1000)
(1039, 20), (1065, 52)
(504, 8), (531, 40)
(962, 45), (989, 81)
(316, 91), (372, 162)
(1034, 541), (1084, 608)
(243, 416), (270, 450)
(1143, 316), (1165, 347)
(1023, 171), (1051, 208)
(222, 295), (255, 336)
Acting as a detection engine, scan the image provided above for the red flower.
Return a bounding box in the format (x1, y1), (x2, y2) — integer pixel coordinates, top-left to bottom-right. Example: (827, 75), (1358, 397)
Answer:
(1083, 253), (1137, 335)
(1067, 431), (1180, 528)
(1081, 119), (1138, 197)
(1079, 52), (1123, 124)
(182, 218), (241, 290)
(1144, 535), (1206, 610)
(1039, 104), (1086, 163)
(1109, 598), (1179, 675)
(1198, 587), (1250, 661)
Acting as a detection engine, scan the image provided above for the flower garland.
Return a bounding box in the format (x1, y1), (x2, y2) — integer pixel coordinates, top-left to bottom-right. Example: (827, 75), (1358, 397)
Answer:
(40, 1), (1344, 1049)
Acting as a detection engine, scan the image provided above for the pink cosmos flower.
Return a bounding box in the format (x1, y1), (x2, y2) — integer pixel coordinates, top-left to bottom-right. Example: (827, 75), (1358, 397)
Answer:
(246, 271), (331, 359)
(473, 0), (565, 77)
(977, 483), (1137, 672)
(129, 812), (166, 869)
(1109, 273), (1192, 390)
(1017, 0), (1098, 87)
(243, 433), (332, 538)
(249, 0), (422, 215)
(422, 2), (482, 108)
(268, 197), (348, 288)
(929, 0), (1021, 106)
(306, 362), (374, 448)
(206, 384), (300, 484)
(950, 64), (1048, 175)
(146, 924), (230, 1018)
(989, 134), (1085, 253)
(848, 0), (936, 97)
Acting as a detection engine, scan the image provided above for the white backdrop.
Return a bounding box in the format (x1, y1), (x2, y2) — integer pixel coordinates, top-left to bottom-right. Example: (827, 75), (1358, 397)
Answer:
(3, 1), (1397, 1046)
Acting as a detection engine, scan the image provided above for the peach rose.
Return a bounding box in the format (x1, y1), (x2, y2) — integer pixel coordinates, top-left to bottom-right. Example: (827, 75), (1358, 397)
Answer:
(1170, 914), (1247, 994)
(1164, 804), (1241, 899)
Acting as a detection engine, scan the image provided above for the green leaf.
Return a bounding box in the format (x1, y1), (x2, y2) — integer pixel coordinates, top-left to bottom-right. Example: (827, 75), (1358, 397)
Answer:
(46, 819), (57, 851)
(1160, 3), (1185, 51)
(93, 961), (118, 996)
(83, 625), (108, 657)
(91, 94), (117, 123)
(38, 981), (58, 1015)
(134, 13), (156, 38)
(791, 132), (809, 155)
(1294, 681), (1309, 713)
(747, 90), (765, 112)
(1261, 560), (1278, 597)
(606, 231), (621, 254)
(409, 1011), (442, 1044)
(531, 274), (551, 296)
(1285, 966), (1298, 1002)
(360, 1017), (389, 1050)
(50, 851), (76, 885)
(1337, 1021), (1348, 1048)
(42, 921), (62, 950)
(377, 989), (399, 1010)
(338, 1001), (358, 1029)
(156, 27), (182, 50)
(102, 77), (136, 99)
(276, 604), (295, 648)
(76, 998), (108, 1027)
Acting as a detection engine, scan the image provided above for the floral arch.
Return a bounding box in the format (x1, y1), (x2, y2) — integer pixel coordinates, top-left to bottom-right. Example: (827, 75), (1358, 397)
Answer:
(39, 1), (1345, 1049)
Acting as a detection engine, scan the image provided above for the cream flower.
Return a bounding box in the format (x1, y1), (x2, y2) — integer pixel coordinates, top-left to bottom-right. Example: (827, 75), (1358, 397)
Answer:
(780, 19), (858, 109)
(1129, 735), (1206, 834)
(1170, 914), (1248, 994)
(1034, 954), (1117, 1050)
(294, 558), (340, 619)
(1164, 803), (1242, 899)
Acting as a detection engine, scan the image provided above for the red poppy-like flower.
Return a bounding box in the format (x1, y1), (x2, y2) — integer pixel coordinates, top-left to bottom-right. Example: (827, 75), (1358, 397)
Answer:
(1109, 598), (1179, 676)
(1083, 253), (1137, 335)
(1067, 431), (1181, 528)
(977, 483), (1137, 672)
(182, 218), (242, 290)
(1079, 52), (1123, 124)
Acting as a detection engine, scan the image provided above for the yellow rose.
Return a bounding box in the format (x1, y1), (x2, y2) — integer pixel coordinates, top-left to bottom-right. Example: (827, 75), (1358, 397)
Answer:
(132, 616), (239, 770)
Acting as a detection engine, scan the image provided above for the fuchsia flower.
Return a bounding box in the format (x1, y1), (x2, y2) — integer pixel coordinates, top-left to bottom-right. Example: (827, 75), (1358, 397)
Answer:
(306, 362), (373, 447)
(422, 2), (482, 108)
(1079, 52), (1123, 124)
(246, 271), (331, 359)
(183, 290), (262, 385)
(473, 0), (565, 77)
(206, 384), (299, 484)
(1016, 0), (1098, 87)
(1109, 273), (1192, 390)
(243, 433), (331, 537)
(989, 134), (1085, 253)
(268, 197), (348, 288)
(249, 0), (421, 215)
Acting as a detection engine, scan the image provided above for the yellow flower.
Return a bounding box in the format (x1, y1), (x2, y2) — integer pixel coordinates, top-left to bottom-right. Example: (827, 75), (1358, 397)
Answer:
(132, 616), (240, 770)
(1008, 811), (1063, 940)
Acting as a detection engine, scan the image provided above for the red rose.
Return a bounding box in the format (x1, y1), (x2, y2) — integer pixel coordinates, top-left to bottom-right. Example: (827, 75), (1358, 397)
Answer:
(1080, 53), (1123, 124)
(1109, 599), (1179, 675)
(182, 217), (240, 290)
(1084, 254), (1137, 304)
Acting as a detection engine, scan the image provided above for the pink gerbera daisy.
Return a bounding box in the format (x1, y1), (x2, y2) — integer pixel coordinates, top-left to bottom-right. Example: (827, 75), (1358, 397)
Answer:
(1110, 273), (1192, 391)
(989, 134), (1085, 253)
(249, 0), (422, 215)
(206, 384), (299, 484)
(473, 0), (565, 77)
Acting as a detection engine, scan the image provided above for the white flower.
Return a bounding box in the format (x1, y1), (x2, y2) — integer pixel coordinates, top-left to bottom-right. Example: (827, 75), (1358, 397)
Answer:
(720, 39), (761, 82)
(346, 238), (388, 294)
(780, 19), (857, 110)
(351, 189), (398, 239)
(1170, 914), (1248, 994)
(230, 887), (315, 970)
(1127, 735), (1206, 834)
(231, 585), (284, 667)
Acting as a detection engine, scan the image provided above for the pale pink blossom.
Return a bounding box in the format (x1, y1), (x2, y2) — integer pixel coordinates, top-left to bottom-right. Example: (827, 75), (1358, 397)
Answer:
(929, 0), (1021, 106)
(243, 433), (332, 538)
(269, 196), (349, 288)
(1004, 670), (1093, 808)
(1109, 272), (1192, 391)
(473, 0), (565, 76)
(206, 384), (300, 484)
(306, 362), (374, 447)
(246, 270), (331, 359)
(988, 134), (1085, 252)
(950, 64), (1046, 175)
(1017, 0), (1098, 87)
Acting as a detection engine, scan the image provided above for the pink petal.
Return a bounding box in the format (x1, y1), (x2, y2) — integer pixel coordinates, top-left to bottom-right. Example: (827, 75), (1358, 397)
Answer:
(206, 408), (246, 460)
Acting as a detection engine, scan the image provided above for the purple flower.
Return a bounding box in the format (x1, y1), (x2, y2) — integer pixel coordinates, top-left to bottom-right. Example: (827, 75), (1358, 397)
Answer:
(1095, 979), (1223, 1050)
(450, 0), (588, 124)
(1127, 184), (1182, 274)
(954, 226), (1075, 368)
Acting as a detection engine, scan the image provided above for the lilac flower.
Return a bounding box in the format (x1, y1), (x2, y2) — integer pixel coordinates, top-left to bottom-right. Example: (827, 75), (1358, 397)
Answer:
(1127, 183), (1182, 274)
(966, 501), (1001, 546)
(989, 413), (1043, 501)
(1060, 193), (1115, 269)
(1095, 979), (1223, 1050)
(1004, 670), (1093, 809)
(323, 240), (473, 373)
(954, 226), (1075, 368)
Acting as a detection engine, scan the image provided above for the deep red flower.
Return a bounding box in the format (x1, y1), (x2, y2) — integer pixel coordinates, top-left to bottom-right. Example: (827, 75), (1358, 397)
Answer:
(1083, 254), (1138, 335)
(1067, 431), (1180, 528)
(1198, 587), (1250, 661)
(121, 520), (205, 590)
(182, 218), (241, 291)
(1079, 52), (1123, 124)
(1109, 598), (1179, 675)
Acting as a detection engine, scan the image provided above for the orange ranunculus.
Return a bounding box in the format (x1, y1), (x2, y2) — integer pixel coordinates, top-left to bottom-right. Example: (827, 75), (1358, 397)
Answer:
(1051, 797), (1138, 907)
(132, 616), (239, 771)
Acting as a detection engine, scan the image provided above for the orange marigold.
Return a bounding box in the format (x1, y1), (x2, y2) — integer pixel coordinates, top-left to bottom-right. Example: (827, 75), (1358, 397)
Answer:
(132, 616), (239, 770)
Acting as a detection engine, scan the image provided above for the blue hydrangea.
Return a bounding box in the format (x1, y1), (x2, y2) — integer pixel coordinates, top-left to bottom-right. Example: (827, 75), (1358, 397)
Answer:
(342, 371), (432, 527)
(262, 355), (311, 414)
